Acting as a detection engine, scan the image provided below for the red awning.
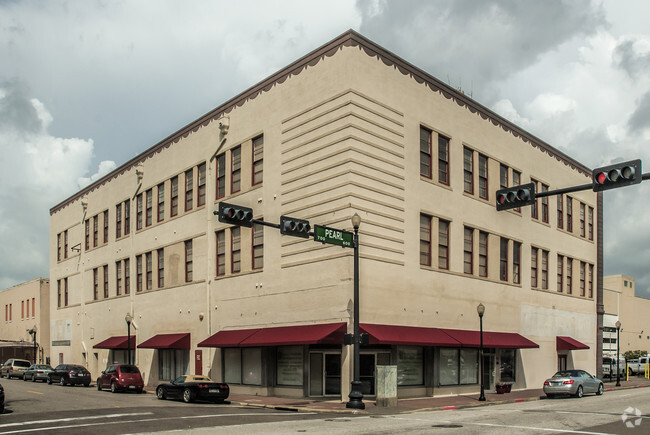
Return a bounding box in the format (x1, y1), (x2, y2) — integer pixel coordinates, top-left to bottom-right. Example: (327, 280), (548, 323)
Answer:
(440, 329), (539, 349)
(557, 336), (589, 350)
(198, 323), (347, 347)
(198, 329), (261, 348)
(360, 324), (461, 346)
(93, 336), (136, 349)
(137, 333), (190, 349)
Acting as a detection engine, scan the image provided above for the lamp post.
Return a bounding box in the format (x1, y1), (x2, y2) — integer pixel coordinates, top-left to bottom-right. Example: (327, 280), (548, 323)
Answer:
(125, 313), (133, 365)
(28, 326), (38, 364)
(477, 303), (486, 401)
(615, 320), (621, 387)
(346, 213), (365, 410)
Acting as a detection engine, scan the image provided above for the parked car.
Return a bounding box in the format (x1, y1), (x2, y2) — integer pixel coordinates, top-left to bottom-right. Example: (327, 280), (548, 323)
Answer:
(1, 359), (32, 379)
(47, 364), (91, 387)
(627, 356), (649, 375)
(23, 364), (54, 382)
(156, 375), (229, 403)
(0, 383), (4, 413)
(602, 356), (626, 379)
(97, 364), (144, 393)
(543, 369), (604, 398)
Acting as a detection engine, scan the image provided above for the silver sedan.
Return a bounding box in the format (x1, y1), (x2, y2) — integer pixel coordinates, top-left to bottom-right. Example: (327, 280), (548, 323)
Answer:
(543, 369), (604, 398)
(23, 364), (54, 382)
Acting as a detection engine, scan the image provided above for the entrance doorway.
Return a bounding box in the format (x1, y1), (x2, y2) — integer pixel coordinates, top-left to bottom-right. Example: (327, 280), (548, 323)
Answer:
(482, 349), (495, 391)
(558, 354), (567, 371)
(360, 352), (391, 396)
(309, 352), (341, 396)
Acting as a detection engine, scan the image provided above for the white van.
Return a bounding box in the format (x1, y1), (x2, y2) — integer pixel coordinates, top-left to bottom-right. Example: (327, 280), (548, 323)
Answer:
(602, 356), (626, 378)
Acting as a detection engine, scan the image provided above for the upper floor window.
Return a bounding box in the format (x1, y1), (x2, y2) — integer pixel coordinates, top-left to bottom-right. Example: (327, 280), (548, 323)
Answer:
(64, 230), (68, 259)
(103, 211), (109, 243)
(216, 230), (226, 276)
(512, 170), (521, 212)
(171, 176), (179, 217)
(531, 247), (538, 288)
(216, 154), (226, 199)
(463, 227), (473, 275)
(185, 169), (194, 212)
(541, 249), (549, 289)
(103, 265), (109, 298)
(158, 248), (165, 288)
(198, 163), (206, 207)
(136, 255), (143, 292)
(588, 206), (593, 240)
(420, 214), (432, 267)
(116, 203), (123, 238)
(252, 136), (264, 186)
(438, 219), (450, 270)
(116, 261), (122, 296)
(185, 240), (193, 282)
(420, 126), (432, 179)
(146, 189), (153, 227)
(580, 261), (586, 296)
(124, 258), (131, 295)
(588, 264), (594, 298)
(253, 222), (264, 270)
(93, 216), (99, 247)
(500, 238), (508, 281)
(438, 135), (449, 185)
(557, 255), (564, 293)
(231, 228), (241, 274)
(579, 203), (586, 237)
(478, 231), (488, 277)
(540, 184), (549, 223)
(85, 219), (90, 250)
(566, 258), (573, 294)
(231, 146), (241, 194)
(57, 234), (61, 261)
(463, 147), (474, 194)
(500, 164), (508, 190)
(146, 252), (153, 290)
(513, 241), (521, 284)
(557, 194), (564, 229)
(136, 193), (143, 230)
(566, 197), (573, 232)
(124, 200), (131, 236)
(478, 154), (488, 200)
(157, 183), (165, 222)
(93, 268), (99, 300)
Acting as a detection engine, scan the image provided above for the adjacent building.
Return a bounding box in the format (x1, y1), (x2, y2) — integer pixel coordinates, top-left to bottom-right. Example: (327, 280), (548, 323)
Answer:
(603, 275), (650, 356)
(49, 31), (600, 400)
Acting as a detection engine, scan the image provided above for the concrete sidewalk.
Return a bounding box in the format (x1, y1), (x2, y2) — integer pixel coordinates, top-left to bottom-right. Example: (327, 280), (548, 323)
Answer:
(228, 377), (650, 415)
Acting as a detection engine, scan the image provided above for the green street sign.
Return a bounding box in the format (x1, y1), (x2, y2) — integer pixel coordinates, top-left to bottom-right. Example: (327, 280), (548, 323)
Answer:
(314, 225), (354, 248)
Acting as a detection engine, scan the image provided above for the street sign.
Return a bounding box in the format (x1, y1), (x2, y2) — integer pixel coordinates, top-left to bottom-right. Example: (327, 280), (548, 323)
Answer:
(314, 225), (354, 248)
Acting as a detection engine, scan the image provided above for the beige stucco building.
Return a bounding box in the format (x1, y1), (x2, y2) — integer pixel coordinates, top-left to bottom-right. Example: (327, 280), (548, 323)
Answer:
(0, 278), (50, 364)
(49, 31), (600, 399)
(603, 275), (650, 356)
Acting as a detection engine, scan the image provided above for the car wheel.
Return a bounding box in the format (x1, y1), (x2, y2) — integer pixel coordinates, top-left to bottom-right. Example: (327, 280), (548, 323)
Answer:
(596, 383), (604, 396)
(111, 382), (118, 393)
(575, 385), (583, 398)
(47, 376), (52, 385)
(97, 380), (102, 391)
(60, 377), (67, 386)
(183, 388), (194, 403)
(156, 387), (166, 400)
(545, 393), (555, 399)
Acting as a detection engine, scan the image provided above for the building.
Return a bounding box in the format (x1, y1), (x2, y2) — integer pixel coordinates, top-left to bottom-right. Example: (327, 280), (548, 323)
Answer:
(49, 30), (600, 399)
(0, 278), (50, 364)
(603, 275), (650, 356)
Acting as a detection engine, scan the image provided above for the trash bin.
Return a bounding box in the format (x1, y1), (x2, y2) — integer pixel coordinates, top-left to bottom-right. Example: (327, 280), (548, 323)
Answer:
(376, 365), (398, 407)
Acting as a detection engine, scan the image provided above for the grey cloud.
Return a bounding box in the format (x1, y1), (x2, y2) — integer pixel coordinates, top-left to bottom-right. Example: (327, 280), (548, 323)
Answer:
(627, 91), (650, 134)
(613, 38), (650, 79)
(0, 78), (41, 133)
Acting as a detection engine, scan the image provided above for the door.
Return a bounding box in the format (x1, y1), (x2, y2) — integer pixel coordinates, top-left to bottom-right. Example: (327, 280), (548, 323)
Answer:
(324, 354), (341, 395)
(482, 350), (495, 390)
(309, 352), (341, 396)
(194, 350), (202, 375)
(558, 354), (567, 371)
(359, 352), (391, 396)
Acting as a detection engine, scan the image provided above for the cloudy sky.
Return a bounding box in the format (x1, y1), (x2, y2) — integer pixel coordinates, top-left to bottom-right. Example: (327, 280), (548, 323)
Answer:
(1, 0), (649, 298)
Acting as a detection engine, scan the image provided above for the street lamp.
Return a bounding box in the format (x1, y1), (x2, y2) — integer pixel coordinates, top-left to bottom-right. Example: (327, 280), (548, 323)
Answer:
(346, 213), (365, 410)
(477, 303), (486, 401)
(28, 326), (38, 364)
(125, 313), (133, 365)
(615, 320), (621, 387)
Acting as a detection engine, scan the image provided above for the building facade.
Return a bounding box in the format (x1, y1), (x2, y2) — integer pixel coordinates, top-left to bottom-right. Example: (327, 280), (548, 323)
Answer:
(0, 278), (50, 364)
(49, 31), (600, 399)
(603, 275), (650, 356)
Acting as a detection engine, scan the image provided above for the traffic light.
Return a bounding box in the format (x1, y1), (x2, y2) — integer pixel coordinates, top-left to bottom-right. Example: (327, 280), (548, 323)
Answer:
(217, 202), (253, 227)
(592, 159), (642, 192)
(280, 215), (311, 238)
(496, 183), (536, 211)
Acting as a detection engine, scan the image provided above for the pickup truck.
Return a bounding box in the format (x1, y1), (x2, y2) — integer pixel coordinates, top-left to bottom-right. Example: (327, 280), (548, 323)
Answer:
(603, 356), (626, 378)
(627, 356), (649, 375)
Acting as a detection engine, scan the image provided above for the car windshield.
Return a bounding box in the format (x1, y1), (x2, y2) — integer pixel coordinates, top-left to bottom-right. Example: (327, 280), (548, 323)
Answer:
(120, 365), (140, 374)
(552, 371), (576, 378)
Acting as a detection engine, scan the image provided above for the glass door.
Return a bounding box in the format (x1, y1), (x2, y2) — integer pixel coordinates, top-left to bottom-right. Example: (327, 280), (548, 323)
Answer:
(309, 352), (341, 396)
(482, 349), (495, 390)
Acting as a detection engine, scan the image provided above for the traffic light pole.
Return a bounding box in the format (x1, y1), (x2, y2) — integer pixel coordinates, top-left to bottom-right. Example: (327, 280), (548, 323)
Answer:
(525, 171), (650, 200)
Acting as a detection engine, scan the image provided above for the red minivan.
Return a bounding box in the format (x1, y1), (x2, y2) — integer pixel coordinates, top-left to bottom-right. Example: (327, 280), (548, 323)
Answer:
(96, 364), (144, 393)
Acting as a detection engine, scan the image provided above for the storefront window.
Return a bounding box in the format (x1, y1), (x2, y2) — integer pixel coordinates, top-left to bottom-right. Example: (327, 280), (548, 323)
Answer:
(459, 349), (478, 384)
(440, 348), (479, 386)
(397, 346), (424, 386)
(242, 348), (262, 385)
(277, 346), (303, 386)
(500, 349), (516, 383)
(224, 348), (241, 384)
(158, 349), (188, 381)
(439, 348), (459, 386)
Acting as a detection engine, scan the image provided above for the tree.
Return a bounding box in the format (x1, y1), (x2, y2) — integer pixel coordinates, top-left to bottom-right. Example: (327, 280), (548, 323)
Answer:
(623, 350), (648, 360)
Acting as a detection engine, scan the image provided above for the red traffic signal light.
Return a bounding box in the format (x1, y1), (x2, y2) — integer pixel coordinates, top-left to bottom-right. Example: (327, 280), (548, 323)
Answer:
(496, 183), (536, 211)
(218, 202), (253, 227)
(592, 159), (641, 192)
(280, 215), (311, 238)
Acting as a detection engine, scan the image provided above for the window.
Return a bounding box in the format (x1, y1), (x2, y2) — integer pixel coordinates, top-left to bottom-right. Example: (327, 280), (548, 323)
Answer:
(32, 298), (35, 317)
(588, 264), (594, 298)
(136, 255), (143, 292)
(580, 262), (586, 296)
(216, 230), (226, 276)
(557, 194), (563, 229)
(116, 203), (122, 238)
(157, 183), (165, 222)
(478, 154), (488, 199)
(566, 258), (573, 294)
(93, 215), (98, 247)
(198, 163), (206, 207)
(170, 176), (179, 217)
(397, 347), (424, 386)
(531, 248), (538, 288)
(419, 126), (432, 179)
(146, 252), (152, 290)
(531, 179), (539, 220)
(438, 135), (450, 185)
(252, 136), (263, 186)
(588, 207), (594, 240)
(500, 238), (508, 281)
(557, 255), (564, 292)
(580, 203), (586, 237)
(478, 231), (488, 277)
(116, 261), (122, 296)
(158, 349), (189, 382)
(500, 349), (516, 383)
(276, 346), (303, 386)
(124, 200), (130, 236)
(157, 248), (164, 288)
(500, 164), (508, 190)
(124, 259), (130, 295)
(252, 223), (264, 270)
(420, 214), (431, 267)
(439, 348), (478, 386)
(57, 280), (61, 308)
(103, 265), (109, 298)
(224, 348), (262, 385)
(185, 240), (193, 282)
(64, 230), (68, 259)
(21, 301), (24, 319)
(541, 249), (548, 289)
(231, 146), (241, 193)
(513, 241), (521, 284)
(185, 169), (194, 211)
(57, 233), (61, 261)
(85, 219), (90, 250)
(103, 211), (109, 243)
(216, 153), (226, 199)
(146, 189), (153, 227)
(438, 219), (449, 270)
(93, 268), (99, 300)
(136, 193), (143, 230)
(463, 147), (473, 194)
(512, 170), (521, 212)
(541, 183), (549, 223)
(463, 227), (473, 274)
(231, 228), (241, 274)
(26, 299), (29, 318)
(64, 278), (68, 306)
(566, 197), (573, 232)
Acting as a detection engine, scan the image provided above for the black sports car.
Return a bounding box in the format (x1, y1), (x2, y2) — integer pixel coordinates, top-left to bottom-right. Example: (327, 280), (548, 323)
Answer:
(156, 375), (229, 403)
